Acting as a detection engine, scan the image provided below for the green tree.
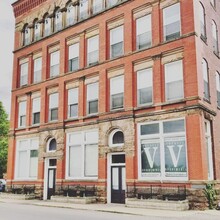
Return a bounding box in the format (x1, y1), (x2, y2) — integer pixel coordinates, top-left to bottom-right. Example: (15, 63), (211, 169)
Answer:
(0, 101), (9, 178)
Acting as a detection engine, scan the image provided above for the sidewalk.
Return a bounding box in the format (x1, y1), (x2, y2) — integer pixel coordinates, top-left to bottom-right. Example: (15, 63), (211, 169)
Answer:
(1, 198), (220, 218)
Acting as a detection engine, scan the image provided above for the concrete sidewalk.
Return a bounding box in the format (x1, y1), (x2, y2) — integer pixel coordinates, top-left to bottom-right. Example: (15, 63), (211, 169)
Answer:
(1, 198), (220, 218)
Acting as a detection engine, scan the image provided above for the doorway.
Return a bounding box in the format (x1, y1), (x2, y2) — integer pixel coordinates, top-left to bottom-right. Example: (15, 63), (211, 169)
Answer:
(108, 153), (126, 204)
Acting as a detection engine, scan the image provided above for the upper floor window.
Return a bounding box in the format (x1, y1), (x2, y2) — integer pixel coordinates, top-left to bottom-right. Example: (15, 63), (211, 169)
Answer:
(32, 97), (40, 125)
(68, 88), (79, 118)
(212, 20), (219, 55)
(49, 93), (59, 121)
(80, 0), (89, 20)
(107, 0), (118, 7)
(137, 68), (153, 106)
(202, 59), (210, 101)
(216, 72), (220, 106)
(33, 57), (42, 83)
(18, 101), (26, 128)
(23, 25), (30, 46)
(163, 3), (181, 41)
(48, 138), (57, 152)
(66, 3), (75, 26)
(34, 21), (41, 41)
(110, 25), (124, 59)
(87, 35), (99, 66)
(199, 3), (206, 40)
(44, 15), (52, 37)
(54, 9), (63, 32)
(136, 14), (152, 50)
(93, 0), (104, 14)
(68, 43), (79, 72)
(50, 51), (60, 78)
(165, 60), (184, 101)
(109, 129), (124, 147)
(20, 62), (28, 87)
(87, 82), (99, 115)
(110, 75), (124, 110)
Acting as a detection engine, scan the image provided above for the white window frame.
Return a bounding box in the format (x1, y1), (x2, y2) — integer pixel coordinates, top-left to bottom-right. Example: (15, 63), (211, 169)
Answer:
(212, 20), (219, 54)
(54, 9), (63, 32)
(15, 138), (39, 180)
(18, 101), (26, 128)
(108, 129), (124, 147)
(66, 3), (76, 26)
(87, 35), (99, 66)
(87, 82), (99, 115)
(93, 0), (104, 14)
(79, 0), (89, 20)
(33, 57), (42, 83)
(68, 88), (79, 118)
(34, 21), (41, 41)
(66, 129), (99, 180)
(44, 16), (51, 37)
(20, 62), (28, 87)
(50, 51), (60, 78)
(49, 93), (59, 122)
(199, 3), (206, 39)
(202, 58), (210, 101)
(32, 97), (41, 125)
(110, 75), (124, 110)
(138, 118), (188, 181)
(204, 120), (214, 180)
(68, 43), (79, 72)
(165, 60), (184, 101)
(216, 71), (220, 107)
(24, 26), (30, 45)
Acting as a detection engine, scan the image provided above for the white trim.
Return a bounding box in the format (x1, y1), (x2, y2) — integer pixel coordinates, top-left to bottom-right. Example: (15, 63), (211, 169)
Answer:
(107, 152), (126, 204)
(137, 117), (188, 182)
(108, 129), (124, 147)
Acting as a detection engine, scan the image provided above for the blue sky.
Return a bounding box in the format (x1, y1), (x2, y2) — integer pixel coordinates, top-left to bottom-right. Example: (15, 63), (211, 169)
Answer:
(0, 1), (16, 115)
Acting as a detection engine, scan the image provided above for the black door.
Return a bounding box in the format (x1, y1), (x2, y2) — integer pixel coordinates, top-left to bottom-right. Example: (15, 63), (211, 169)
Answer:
(111, 166), (125, 204)
(47, 168), (56, 199)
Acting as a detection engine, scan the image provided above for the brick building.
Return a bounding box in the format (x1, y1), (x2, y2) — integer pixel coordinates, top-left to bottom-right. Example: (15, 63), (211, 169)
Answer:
(7, 0), (220, 206)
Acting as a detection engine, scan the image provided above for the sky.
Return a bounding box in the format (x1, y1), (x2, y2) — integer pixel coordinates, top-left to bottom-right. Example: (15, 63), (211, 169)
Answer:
(0, 1), (16, 115)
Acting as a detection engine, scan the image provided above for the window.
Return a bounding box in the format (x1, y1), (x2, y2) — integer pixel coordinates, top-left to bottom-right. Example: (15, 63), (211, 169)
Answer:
(87, 82), (98, 115)
(137, 68), (153, 105)
(20, 62), (28, 87)
(48, 138), (57, 152)
(136, 15), (152, 50)
(18, 101), (26, 127)
(93, 0), (103, 14)
(68, 43), (79, 72)
(107, 0), (118, 7)
(202, 59), (210, 101)
(87, 35), (99, 66)
(49, 93), (58, 121)
(80, 0), (89, 20)
(32, 97), (40, 125)
(68, 88), (78, 118)
(216, 72), (220, 106)
(139, 119), (187, 180)
(66, 130), (98, 179)
(199, 3), (206, 40)
(44, 15), (51, 36)
(110, 75), (124, 110)
(110, 26), (124, 58)
(34, 21), (41, 41)
(23, 25), (30, 45)
(163, 3), (181, 41)
(50, 51), (60, 77)
(54, 9), (62, 32)
(212, 20), (219, 55)
(16, 138), (39, 179)
(205, 120), (214, 180)
(66, 3), (76, 26)
(109, 129), (124, 147)
(165, 60), (184, 101)
(33, 57), (42, 83)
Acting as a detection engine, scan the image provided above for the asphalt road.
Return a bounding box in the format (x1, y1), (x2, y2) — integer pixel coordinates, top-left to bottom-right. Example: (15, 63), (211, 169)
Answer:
(0, 202), (220, 220)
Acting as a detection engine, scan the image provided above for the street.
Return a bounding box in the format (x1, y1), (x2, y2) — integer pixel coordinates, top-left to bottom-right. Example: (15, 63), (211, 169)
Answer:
(0, 202), (220, 220)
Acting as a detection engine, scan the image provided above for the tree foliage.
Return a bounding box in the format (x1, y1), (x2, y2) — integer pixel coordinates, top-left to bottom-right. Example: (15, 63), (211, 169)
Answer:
(0, 101), (9, 178)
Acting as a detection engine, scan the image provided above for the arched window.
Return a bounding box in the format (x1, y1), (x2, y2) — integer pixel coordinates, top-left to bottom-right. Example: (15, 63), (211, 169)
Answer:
(54, 9), (62, 32)
(109, 129), (124, 147)
(23, 25), (30, 45)
(216, 71), (220, 106)
(48, 138), (57, 152)
(34, 20), (41, 41)
(202, 58), (209, 100)
(44, 15), (51, 36)
(199, 3), (206, 40)
(66, 3), (75, 26)
(79, 0), (89, 20)
(212, 20), (219, 54)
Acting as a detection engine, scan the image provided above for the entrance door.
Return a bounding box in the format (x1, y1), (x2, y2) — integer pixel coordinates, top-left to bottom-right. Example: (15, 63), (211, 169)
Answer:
(111, 166), (126, 204)
(47, 168), (56, 199)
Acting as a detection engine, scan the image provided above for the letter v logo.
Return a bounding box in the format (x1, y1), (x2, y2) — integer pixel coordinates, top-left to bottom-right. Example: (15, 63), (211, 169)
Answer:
(144, 147), (158, 169)
(166, 145), (183, 168)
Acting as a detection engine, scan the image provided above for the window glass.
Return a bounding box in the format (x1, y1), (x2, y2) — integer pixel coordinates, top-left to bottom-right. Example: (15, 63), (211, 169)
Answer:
(141, 123), (159, 135)
(33, 57), (42, 83)
(24, 26), (30, 45)
(87, 82), (99, 114)
(18, 101), (26, 127)
(66, 4), (75, 26)
(69, 43), (79, 72)
(20, 62), (28, 87)
(163, 119), (185, 133)
(202, 59), (209, 100)
(165, 60), (183, 101)
(85, 144), (98, 176)
(68, 88), (78, 118)
(93, 0), (103, 14)
(107, 0), (118, 7)
(50, 51), (60, 77)
(34, 22), (40, 41)
(112, 154), (125, 163)
(49, 139), (57, 151)
(212, 20), (219, 54)
(163, 3), (181, 41)
(32, 97), (40, 125)
(80, 0), (89, 20)
(216, 72), (220, 106)
(44, 16), (51, 36)
(199, 3), (206, 39)
(136, 15), (152, 49)
(87, 35), (99, 66)
(112, 131), (124, 144)
(55, 9), (62, 32)
(49, 93), (58, 121)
